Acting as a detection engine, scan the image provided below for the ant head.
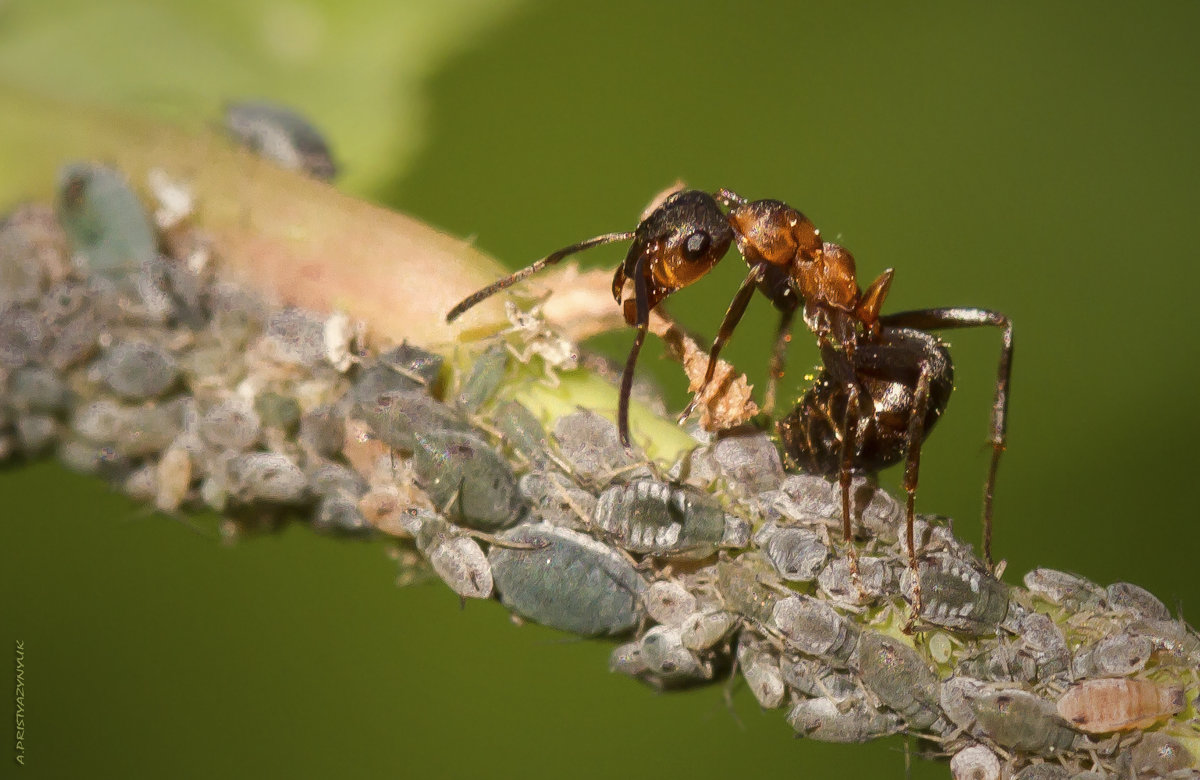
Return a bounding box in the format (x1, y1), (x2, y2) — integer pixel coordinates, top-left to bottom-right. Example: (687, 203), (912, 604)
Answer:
(617, 190), (734, 296)
(726, 199), (822, 268)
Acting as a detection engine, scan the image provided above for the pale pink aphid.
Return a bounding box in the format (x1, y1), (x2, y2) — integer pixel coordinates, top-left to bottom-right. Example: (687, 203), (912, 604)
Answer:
(1056, 678), (1186, 733)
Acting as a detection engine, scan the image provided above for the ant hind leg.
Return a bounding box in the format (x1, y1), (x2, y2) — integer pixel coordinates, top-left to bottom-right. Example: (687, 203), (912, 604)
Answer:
(900, 369), (934, 635)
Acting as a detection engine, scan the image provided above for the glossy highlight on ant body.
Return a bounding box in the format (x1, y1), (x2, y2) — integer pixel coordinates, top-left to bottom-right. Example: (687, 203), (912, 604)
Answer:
(446, 188), (1013, 629)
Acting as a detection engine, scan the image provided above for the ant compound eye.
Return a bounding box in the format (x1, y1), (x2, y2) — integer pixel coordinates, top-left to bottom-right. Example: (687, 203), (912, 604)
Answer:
(683, 231), (710, 261)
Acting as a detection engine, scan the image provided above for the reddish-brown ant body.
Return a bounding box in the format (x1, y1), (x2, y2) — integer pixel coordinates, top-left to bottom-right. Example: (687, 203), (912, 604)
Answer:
(446, 188), (1013, 629)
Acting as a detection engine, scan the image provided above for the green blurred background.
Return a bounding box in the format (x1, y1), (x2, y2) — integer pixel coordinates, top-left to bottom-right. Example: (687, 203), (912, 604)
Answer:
(2, 1), (1199, 777)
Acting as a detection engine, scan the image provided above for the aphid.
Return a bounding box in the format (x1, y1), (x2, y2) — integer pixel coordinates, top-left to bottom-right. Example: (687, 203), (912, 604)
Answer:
(353, 389), (525, 531)
(593, 478), (749, 557)
(298, 405), (345, 459)
(901, 554), (1010, 634)
(1055, 678), (1185, 734)
(58, 437), (130, 480)
(679, 609), (735, 651)
(254, 392), (302, 434)
(1022, 568), (1106, 609)
(155, 446), (193, 512)
(494, 401), (550, 466)
(226, 452), (307, 504)
(644, 580), (697, 626)
(949, 744), (1000, 780)
(737, 639), (786, 709)
(488, 522), (647, 637)
(1126, 617), (1200, 666)
(967, 688), (1078, 754)
(55, 162), (157, 278)
(958, 640), (1038, 684)
(353, 389), (471, 450)
(198, 400), (262, 452)
(265, 307), (330, 367)
(638, 625), (708, 681)
(518, 470), (595, 531)
(1129, 732), (1196, 777)
(771, 595), (859, 666)
(499, 300), (580, 381)
(1106, 582), (1170, 622)
(779, 654), (859, 702)
(410, 428), (524, 532)
(716, 558), (780, 626)
(1015, 612), (1069, 683)
(609, 641), (648, 678)
(855, 631), (942, 729)
(769, 473), (841, 523)
(114, 400), (188, 458)
(407, 511), (493, 600)
(455, 343), (508, 412)
(703, 427), (785, 494)
(786, 694), (904, 743)
(551, 410), (640, 484)
(8, 368), (69, 414)
(759, 524), (829, 583)
(1071, 633), (1153, 679)
(817, 555), (895, 606)
(375, 342), (445, 390)
(223, 100), (338, 181)
(95, 340), (179, 401)
(309, 462), (369, 534)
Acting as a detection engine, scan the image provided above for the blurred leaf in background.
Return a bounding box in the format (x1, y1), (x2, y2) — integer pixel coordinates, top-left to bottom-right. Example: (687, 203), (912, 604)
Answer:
(2, 1), (1200, 778)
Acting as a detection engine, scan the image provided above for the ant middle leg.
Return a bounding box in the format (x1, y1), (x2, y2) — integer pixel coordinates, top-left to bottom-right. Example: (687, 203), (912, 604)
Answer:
(763, 303), (797, 415)
(822, 342), (872, 596)
(879, 308), (1013, 569)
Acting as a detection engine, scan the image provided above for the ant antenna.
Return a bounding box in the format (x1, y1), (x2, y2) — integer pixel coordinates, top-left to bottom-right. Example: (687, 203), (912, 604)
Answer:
(446, 231), (636, 323)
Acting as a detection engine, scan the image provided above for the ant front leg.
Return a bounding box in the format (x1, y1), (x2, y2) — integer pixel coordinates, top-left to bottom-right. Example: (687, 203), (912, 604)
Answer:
(677, 263), (767, 423)
(879, 308), (1013, 570)
(617, 256), (654, 453)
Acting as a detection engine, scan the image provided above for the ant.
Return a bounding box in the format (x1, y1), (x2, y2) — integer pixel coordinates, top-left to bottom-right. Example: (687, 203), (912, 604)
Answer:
(446, 188), (1013, 629)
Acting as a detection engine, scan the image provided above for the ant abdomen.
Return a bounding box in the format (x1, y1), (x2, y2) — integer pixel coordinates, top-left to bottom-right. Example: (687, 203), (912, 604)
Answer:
(778, 327), (954, 476)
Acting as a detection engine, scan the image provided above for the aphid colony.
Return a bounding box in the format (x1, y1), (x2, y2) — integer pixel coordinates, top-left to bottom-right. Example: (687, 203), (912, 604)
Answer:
(1, 165), (1197, 778)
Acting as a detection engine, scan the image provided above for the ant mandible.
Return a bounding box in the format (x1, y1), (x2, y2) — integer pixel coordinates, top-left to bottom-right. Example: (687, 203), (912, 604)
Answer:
(445, 188), (1013, 628)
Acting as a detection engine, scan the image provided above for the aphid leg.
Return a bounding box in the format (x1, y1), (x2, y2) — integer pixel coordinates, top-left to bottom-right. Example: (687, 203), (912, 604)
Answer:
(618, 255), (652, 453)
(678, 263), (767, 422)
(722, 644), (747, 729)
(879, 308), (1013, 570)
(763, 304), (797, 415)
(445, 231), (634, 323)
(900, 370), (934, 635)
(466, 529), (547, 551)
